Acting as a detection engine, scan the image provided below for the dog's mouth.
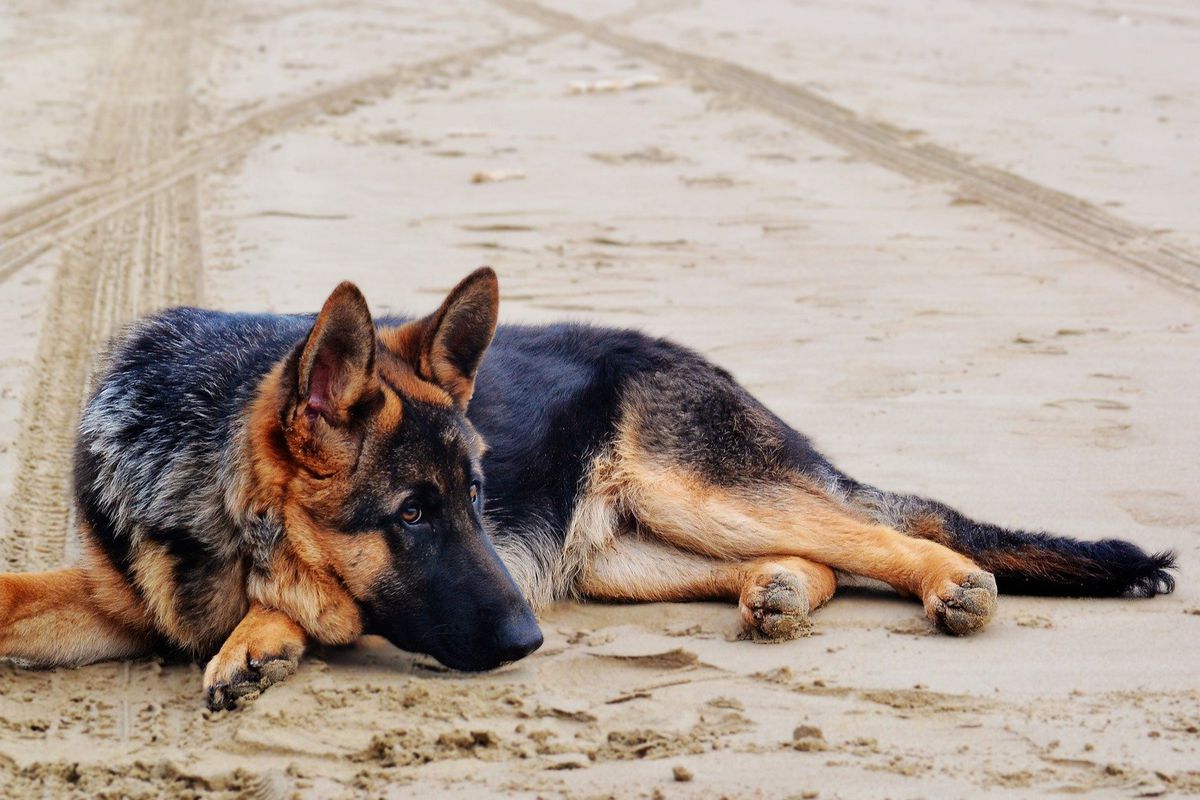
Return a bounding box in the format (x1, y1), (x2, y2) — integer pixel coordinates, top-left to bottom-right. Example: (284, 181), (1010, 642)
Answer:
(419, 621), (544, 672)
(372, 608), (543, 673)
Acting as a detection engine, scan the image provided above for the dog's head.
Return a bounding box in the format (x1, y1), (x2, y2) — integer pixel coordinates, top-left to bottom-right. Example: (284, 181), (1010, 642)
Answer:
(258, 268), (541, 671)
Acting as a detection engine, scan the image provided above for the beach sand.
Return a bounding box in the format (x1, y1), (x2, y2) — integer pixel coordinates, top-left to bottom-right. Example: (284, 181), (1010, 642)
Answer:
(1, 1), (1198, 796)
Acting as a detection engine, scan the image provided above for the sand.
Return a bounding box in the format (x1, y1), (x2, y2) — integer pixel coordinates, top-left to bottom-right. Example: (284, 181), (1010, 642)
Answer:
(1, 0), (1198, 797)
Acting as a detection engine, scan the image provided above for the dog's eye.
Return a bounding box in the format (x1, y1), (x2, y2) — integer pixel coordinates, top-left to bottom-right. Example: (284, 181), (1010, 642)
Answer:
(399, 502), (423, 526)
(469, 482), (480, 506)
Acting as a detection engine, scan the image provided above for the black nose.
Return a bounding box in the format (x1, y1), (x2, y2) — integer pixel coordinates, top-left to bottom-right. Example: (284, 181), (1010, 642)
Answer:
(493, 611), (543, 664)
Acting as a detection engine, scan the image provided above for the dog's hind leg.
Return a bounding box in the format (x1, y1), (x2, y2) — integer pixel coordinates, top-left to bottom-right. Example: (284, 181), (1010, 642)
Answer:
(611, 458), (996, 634)
(577, 532), (836, 641)
(203, 602), (307, 711)
(603, 365), (997, 634)
(0, 560), (152, 666)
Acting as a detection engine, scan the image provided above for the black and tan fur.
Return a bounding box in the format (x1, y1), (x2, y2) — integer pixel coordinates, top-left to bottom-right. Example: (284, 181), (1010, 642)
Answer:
(0, 269), (1175, 708)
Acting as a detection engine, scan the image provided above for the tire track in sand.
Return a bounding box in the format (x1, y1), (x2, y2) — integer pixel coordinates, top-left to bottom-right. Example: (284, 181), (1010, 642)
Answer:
(0, 0), (698, 283)
(3, 1), (206, 570)
(0, 34), (551, 286)
(492, 0), (1200, 295)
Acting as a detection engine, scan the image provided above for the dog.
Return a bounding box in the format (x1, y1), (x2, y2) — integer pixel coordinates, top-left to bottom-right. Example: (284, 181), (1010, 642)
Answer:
(0, 268), (1175, 709)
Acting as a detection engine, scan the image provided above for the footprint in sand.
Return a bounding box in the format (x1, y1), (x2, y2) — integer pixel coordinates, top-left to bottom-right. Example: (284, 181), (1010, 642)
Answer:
(1110, 490), (1198, 528)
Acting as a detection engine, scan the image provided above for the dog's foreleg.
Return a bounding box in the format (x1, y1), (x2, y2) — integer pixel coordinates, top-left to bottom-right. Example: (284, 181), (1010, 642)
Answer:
(201, 538), (366, 710)
(0, 567), (150, 666)
(203, 601), (307, 711)
(577, 533), (836, 641)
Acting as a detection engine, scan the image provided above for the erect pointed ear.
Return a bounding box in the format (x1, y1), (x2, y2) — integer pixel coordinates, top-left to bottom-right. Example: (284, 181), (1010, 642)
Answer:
(389, 267), (499, 410)
(295, 281), (378, 426)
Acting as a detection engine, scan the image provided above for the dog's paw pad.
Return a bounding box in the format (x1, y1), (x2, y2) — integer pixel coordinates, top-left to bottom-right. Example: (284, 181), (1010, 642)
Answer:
(739, 571), (813, 642)
(926, 571), (998, 635)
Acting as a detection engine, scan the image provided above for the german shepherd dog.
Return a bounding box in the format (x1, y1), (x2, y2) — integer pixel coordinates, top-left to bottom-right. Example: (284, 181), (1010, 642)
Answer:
(0, 268), (1175, 709)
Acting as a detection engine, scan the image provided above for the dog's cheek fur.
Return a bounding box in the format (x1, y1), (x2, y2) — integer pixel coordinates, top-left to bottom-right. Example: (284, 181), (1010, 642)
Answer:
(313, 529), (394, 600)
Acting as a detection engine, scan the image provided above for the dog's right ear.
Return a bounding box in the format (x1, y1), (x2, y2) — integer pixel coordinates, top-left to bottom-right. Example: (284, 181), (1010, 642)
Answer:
(284, 283), (379, 466)
(382, 267), (499, 411)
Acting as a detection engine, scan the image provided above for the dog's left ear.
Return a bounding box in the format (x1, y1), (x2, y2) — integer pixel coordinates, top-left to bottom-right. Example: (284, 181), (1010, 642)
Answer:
(389, 267), (499, 410)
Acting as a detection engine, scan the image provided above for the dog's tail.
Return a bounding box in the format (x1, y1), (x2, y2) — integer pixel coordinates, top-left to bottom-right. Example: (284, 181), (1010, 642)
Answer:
(839, 479), (1176, 597)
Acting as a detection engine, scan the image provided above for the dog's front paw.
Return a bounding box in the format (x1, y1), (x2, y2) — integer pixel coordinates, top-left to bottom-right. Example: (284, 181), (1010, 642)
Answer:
(203, 637), (302, 711)
(738, 570), (812, 642)
(924, 570), (998, 635)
